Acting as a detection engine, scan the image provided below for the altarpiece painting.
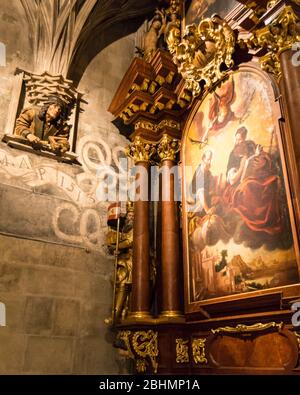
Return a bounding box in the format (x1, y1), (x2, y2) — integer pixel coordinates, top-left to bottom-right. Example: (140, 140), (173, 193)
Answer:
(182, 67), (300, 304)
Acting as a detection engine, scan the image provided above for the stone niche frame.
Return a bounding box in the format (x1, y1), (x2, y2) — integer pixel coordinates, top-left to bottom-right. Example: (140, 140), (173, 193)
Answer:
(3, 68), (82, 165)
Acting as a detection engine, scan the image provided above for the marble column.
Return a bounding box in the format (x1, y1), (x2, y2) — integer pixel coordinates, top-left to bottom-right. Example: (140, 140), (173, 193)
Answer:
(127, 137), (155, 319)
(157, 134), (183, 319)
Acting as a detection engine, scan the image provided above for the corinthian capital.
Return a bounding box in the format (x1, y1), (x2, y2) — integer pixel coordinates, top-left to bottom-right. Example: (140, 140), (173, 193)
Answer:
(126, 136), (156, 164)
(251, 6), (300, 54)
(244, 5), (300, 79)
(157, 134), (181, 163)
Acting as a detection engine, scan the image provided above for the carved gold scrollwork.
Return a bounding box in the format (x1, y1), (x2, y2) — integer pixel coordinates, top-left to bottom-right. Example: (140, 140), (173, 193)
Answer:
(192, 338), (208, 364)
(135, 120), (180, 134)
(135, 121), (157, 132)
(126, 136), (156, 164)
(136, 358), (147, 373)
(260, 52), (282, 80)
(167, 14), (236, 98)
(176, 339), (189, 363)
(211, 322), (283, 335)
(132, 330), (159, 374)
(244, 6), (300, 79)
(157, 134), (181, 162)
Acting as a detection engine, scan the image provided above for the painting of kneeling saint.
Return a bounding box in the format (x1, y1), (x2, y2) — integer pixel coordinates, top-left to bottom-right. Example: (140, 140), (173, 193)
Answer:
(183, 69), (300, 302)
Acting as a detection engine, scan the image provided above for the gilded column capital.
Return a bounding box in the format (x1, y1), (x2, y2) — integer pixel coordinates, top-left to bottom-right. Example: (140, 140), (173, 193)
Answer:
(157, 134), (181, 163)
(126, 136), (156, 164)
(245, 5), (300, 79)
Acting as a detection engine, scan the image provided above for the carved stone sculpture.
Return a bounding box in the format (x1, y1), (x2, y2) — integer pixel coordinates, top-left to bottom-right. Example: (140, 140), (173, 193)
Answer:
(14, 96), (70, 154)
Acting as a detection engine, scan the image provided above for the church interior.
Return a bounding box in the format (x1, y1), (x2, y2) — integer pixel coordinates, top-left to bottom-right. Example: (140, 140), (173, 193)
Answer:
(0, 0), (300, 375)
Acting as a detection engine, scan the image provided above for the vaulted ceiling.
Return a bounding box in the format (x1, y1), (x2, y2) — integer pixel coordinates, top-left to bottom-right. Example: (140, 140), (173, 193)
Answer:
(20, 0), (163, 84)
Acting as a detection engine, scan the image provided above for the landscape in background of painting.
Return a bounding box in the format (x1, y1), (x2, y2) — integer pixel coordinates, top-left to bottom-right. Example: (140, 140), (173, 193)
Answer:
(185, 0), (239, 25)
(183, 70), (300, 302)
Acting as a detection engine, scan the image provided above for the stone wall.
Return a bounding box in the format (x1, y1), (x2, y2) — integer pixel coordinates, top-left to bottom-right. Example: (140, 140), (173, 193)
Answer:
(0, 0), (133, 374)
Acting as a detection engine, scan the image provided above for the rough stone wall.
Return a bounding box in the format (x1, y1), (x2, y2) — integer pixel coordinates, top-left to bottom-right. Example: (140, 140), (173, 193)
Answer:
(0, 0), (133, 374)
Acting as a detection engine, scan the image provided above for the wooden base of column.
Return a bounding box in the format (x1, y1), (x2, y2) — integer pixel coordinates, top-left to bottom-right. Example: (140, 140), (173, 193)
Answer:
(157, 310), (185, 323)
(124, 311), (154, 324)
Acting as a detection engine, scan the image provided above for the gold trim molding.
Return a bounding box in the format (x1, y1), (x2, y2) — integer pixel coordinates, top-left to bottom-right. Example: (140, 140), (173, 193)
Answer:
(176, 339), (189, 363)
(192, 338), (208, 364)
(167, 14), (236, 98)
(157, 134), (181, 162)
(134, 119), (181, 133)
(211, 322), (283, 335)
(132, 330), (159, 374)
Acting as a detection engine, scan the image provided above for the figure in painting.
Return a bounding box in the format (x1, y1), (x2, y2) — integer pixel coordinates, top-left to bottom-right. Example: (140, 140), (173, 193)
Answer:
(188, 149), (230, 249)
(223, 126), (285, 239)
(189, 149), (216, 217)
(14, 95), (70, 154)
(191, 77), (256, 146)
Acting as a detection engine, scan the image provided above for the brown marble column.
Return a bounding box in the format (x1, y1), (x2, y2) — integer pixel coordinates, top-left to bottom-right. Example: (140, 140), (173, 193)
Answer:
(278, 48), (300, 226)
(279, 49), (300, 164)
(127, 137), (155, 320)
(157, 135), (183, 319)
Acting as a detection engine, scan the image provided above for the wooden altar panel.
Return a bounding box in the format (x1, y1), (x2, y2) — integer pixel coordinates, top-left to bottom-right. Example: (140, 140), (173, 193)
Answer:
(181, 64), (300, 314)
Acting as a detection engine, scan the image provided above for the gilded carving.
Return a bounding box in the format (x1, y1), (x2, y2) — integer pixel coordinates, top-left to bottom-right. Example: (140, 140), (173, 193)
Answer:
(167, 14), (236, 98)
(126, 136), (156, 163)
(117, 330), (135, 359)
(132, 330), (159, 374)
(14, 95), (71, 154)
(211, 322), (283, 335)
(157, 134), (181, 162)
(158, 119), (180, 131)
(260, 52), (282, 80)
(136, 358), (147, 373)
(244, 6), (300, 79)
(176, 339), (189, 363)
(134, 119), (180, 134)
(192, 338), (208, 364)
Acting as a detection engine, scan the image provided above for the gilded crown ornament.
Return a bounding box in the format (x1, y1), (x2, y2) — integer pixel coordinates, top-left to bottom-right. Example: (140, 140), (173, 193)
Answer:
(166, 8), (236, 98)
